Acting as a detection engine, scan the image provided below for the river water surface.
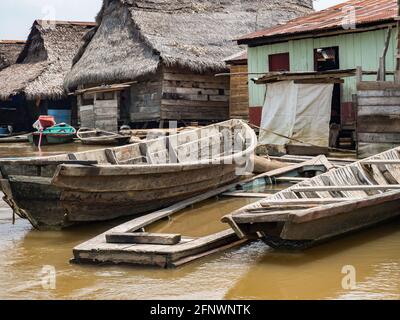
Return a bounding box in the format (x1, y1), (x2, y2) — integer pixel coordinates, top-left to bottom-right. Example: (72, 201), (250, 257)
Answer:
(0, 142), (400, 300)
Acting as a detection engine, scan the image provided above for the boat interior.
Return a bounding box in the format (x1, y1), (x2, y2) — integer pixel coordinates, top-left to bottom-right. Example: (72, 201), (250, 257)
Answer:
(0, 120), (254, 167)
(228, 147), (400, 225)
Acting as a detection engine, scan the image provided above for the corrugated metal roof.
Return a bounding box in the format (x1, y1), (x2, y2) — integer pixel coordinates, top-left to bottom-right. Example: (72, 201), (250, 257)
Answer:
(238, 0), (397, 43)
(225, 50), (248, 63)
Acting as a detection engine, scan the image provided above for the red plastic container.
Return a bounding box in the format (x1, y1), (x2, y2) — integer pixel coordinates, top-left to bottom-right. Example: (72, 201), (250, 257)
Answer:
(38, 116), (56, 129)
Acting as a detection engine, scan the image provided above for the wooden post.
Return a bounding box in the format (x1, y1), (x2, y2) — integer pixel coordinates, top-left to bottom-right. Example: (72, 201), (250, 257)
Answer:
(356, 66), (363, 85)
(378, 27), (392, 81)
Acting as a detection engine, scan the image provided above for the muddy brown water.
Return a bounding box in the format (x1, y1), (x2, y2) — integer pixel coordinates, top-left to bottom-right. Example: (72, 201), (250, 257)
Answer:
(0, 142), (400, 300)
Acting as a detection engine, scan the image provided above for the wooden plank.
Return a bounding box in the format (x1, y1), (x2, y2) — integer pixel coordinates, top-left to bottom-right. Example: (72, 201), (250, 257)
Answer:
(163, 72), (229, 84)
(358, 96), (400, 106)
(161, 99), (228, 108)
(163, 87), (220, 96)
(358, 106), (400, 117)
(357, 82), (400, 91)
(357, 90), (400, 97)
(358, 133), (400, 144)
(274, 177), (308, 183)
(0, 160), (98, 166)
(358, 143), (399, 159)
(222, 192), (273, 198)
(357, 116), (400, 132)
(291, 190), (400, 223)
(286, 145), (329, 156)
(363, 159), (400, 164)
(106, 233), (182, 245)
(260, 198), (362, 206)
(293, 185), (400, 192)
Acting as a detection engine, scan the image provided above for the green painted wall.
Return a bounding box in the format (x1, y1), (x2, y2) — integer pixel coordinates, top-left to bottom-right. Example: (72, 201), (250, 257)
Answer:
(248, 28), (397, 107)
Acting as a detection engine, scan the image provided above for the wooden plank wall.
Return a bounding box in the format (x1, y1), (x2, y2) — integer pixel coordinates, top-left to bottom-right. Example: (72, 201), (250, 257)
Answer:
(229, 64), (249, 119)
(357, 82), (400, 158)
(161, 67), (230, 122)
(94, 99), (118, 132)
(130, 72), (162, 122)
(79, 95), (119, 132)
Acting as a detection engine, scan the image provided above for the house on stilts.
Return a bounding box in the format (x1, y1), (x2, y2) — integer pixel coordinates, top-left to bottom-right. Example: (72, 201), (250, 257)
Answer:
(235, 0), (399, 155)
(64, 0), (313, 131)
(0, 20), (96, 132)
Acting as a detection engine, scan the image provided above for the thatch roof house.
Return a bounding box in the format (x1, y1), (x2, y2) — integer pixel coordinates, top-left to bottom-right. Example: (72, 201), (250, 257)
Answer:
(65, 0), (313, 128)
(0, 40), (25, 71)
(0, 20), (95, 131)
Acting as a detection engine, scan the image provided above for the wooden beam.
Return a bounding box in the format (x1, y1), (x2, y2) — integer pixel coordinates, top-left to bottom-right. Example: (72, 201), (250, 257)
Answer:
(222, 192), (273, 198)
(378, 27), (392, 81)
(260, 198), (362, 207)
(362, 160), (400, 165)
(106, 233), (182, 245)
(292, 185), (400, 192)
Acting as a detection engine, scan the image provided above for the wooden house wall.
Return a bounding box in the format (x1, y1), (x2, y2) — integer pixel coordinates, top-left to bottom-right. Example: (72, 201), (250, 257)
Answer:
(229, 64), (249, 119)
(247, 27), (397, 126)
(79, 93), (119, 132)
(357, 82), (400, 158)
(129, 71), (163, 122)
(160, 67), (230, 122)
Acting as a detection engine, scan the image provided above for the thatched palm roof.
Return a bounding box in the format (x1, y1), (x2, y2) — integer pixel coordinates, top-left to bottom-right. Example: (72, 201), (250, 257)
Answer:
(0, 41), (25, 71)
(0, 20), (95, 100)
(65, 0), (313, 90)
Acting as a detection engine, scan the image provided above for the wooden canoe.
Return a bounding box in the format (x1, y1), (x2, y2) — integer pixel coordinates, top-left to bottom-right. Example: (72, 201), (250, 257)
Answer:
(223, 147), (400, 250)
(0, 120), (257, 230)
(77, 128), (134, 146)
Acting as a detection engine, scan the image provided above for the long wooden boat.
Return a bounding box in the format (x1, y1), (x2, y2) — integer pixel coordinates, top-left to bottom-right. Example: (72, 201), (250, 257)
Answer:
(77, 128), (133, 146)
(0, 120), (256, 230)
(0, 134), (29, 144)
(223, 147), (400, 250)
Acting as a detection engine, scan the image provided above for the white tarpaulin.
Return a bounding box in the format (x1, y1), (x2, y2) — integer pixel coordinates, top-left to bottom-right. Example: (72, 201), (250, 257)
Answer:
(259, 80), (333, 147)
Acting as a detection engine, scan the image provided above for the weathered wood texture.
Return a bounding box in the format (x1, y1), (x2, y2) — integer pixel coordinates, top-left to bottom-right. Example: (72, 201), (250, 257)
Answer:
(229, 64), (249, 119)
(357, 86), (400, 158)
(79, 95), (119, 132)
(130, 71), (163, 122)
(225, 146), (400, 249)
(106, 233), (182, 245)
(161, 67), (230, 121)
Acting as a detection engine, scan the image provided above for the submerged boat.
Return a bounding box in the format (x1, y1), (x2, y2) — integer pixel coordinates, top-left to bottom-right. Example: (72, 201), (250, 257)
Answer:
(0, 120), (256, 230)
(77, 128), (133, 146)
(28, 123), (76, 146)
(223, 147), (400, 250)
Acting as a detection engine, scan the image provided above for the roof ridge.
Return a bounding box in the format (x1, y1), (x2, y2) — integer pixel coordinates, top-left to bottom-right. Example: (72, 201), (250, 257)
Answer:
(0, 40), (26, 44)
(35, 20), (96, 27)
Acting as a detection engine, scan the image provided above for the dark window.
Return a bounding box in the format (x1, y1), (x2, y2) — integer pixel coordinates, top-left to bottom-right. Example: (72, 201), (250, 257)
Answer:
(268, 53), (290, 72)
(314, 47), (340, 71)
(314, 46), (341, 126)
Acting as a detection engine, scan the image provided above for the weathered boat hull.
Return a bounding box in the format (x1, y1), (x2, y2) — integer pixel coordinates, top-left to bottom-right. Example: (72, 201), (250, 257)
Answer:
(250, 196), (400, 250)
(2, 164), (238, 230)
(1, 120), (257, 230)
(79, 136), (131, 146)
(224, 146), (400, 250)
(29, 133), (75, 146)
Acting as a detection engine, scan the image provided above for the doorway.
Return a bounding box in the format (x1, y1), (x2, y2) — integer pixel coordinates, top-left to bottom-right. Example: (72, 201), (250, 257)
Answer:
(314, 46), (341, 125)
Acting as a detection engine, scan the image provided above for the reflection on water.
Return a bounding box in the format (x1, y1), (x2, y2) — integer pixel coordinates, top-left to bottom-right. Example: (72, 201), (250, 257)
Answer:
(0, 143), (400, 300)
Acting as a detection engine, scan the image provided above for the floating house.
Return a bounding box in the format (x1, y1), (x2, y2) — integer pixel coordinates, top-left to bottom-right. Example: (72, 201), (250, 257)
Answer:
(0, 20), (95, 131)
(64, 0), (313, 130)
(237, 0), (398, 148)
(0, 40), (25, 71)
